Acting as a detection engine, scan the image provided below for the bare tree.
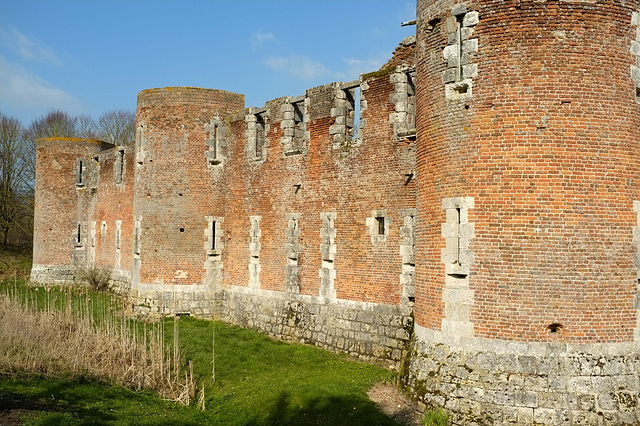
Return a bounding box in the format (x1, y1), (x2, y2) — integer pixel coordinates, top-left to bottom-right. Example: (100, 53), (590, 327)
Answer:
(76, 114), (98, 139)
(0, 113), (29, 246)
(27, 110), (79, 140)
(97, 110), (135, 146)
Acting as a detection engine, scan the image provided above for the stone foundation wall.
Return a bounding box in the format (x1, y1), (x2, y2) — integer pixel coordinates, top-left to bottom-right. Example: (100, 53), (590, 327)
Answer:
(403, 325), (640, 425)
(218, 286), (413, 364)
(30, 265), (77, 284)
(126, 282), (215, 317)
(29, 268), (412, 364)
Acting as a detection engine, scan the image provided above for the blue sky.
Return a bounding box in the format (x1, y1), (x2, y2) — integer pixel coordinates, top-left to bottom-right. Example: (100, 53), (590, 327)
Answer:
(0, 1), (415, 125)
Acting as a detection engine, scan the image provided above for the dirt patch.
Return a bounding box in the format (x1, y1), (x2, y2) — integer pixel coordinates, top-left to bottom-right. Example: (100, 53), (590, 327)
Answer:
(368, 382), (422, 426)
(0, 408), (39, 426)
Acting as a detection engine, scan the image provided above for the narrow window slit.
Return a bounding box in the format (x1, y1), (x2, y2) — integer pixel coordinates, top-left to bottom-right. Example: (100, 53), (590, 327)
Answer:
(376, 216), (385, 235)
(211, 220), (216, 250)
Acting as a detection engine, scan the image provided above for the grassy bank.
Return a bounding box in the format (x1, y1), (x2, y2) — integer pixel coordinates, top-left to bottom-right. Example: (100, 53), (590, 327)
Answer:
(0, 248), (400, 425)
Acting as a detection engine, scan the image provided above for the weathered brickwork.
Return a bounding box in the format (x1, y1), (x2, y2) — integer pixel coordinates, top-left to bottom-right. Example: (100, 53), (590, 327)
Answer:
(31, 0), (640, 421)
(31, 46), (416, 363)
(407, 0), (640, 423)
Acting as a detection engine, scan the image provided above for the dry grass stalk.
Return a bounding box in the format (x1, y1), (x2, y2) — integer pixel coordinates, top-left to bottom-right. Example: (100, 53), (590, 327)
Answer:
(0, 291), (196, 404)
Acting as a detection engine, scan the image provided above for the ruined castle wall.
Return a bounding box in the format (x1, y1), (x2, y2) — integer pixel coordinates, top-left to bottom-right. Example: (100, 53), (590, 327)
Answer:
(407, 0), (640, 422)
(88, 144), (135, 278)
(133, 88), (244, 288)
(214, 71), (416, 360)
(31, 138), (112, 283)
(223, 74), (415, 304)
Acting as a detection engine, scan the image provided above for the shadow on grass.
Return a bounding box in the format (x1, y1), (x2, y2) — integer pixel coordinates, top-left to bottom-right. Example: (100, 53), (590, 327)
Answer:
(0, 376), (204, 426)
(252, 391), (400, 426)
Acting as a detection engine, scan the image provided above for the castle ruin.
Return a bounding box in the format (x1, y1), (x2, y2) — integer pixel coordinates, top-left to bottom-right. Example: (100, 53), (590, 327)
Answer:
(31, 0), (640, 424)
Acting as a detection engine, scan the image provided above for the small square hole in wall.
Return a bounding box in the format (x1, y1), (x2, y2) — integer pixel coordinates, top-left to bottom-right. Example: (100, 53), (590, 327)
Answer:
(179, 228), (185, 233)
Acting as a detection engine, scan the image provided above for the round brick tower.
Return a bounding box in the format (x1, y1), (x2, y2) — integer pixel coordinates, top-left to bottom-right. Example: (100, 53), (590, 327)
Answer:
(31, 137), (109, 283)
(133, 88), (244, 300)
(408, 0), (640, 423)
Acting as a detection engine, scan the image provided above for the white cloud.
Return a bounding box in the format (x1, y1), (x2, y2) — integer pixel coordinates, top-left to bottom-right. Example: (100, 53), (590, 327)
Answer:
(1, 25), (61, 65)
(264, 55), (330, 80)
(0, 56), (81, 115)
(251, 31), (276, 49)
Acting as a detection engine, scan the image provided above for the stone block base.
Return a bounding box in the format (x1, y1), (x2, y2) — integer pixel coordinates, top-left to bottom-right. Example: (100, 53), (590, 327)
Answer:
(218, 286), (413, 365)
(30, 264), (77, 284)
(402, 325), (640, 425)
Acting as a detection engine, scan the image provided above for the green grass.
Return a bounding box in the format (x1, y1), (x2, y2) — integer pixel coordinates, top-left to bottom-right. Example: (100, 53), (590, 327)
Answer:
(0, 248), (400, 425)
(0, 317), (398, 425)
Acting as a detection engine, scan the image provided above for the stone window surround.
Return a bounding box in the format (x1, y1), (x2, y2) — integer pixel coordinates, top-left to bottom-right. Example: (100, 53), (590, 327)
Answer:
(246, 107), (269, 163)
(133, 215), (142, 257)
(280, 95), (308, 157)
(89, 221), (96, 264)
(389, 65), (417, 140)
(330, 80), (367, 150)
(115, 220), (122, 250)
(74, 221), (84, 247)
(204, 216), (224, 258)
(366, 209), (392, 244)
(441, 196), (475, 338)
(631, 11), (640, 102)
(114, 149), (125, 184)
(399, 208), (416, 304)
(319, 212), (337, 299)
(135, 123), (146, 166)
(99, 221), (106, 244)
(249, 216), (261, 289)
(74, 158), (85, 187)
(442, 5), (479, 100)
(285, 213), (302, 294)
(205, 118), (227, 167)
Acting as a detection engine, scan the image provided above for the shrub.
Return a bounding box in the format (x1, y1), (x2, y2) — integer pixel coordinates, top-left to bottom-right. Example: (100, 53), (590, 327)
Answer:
(77, 266), (111, 291)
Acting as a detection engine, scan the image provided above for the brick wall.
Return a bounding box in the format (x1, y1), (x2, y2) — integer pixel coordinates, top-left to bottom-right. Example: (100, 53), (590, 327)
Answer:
(414, 0), (640, 343)
(406, 0), (640, 423)
(32, 138), (112, 282)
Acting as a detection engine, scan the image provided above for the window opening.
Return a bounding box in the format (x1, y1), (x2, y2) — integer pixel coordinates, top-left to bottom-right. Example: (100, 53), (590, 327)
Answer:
(255, 113), (266, 159)
(293, 101), (305, 128)
(76, 160), (84, 186)
(205, 121), (223, 166)
(456, 15), (464, 82)
(115, 150), (124, 183)
(212, 124), (219, 163)
(352, 86), (361, 138)
(211, 220), (217, 250)
(376, 216), (385, 235)
(76, 223), (82, 245)
(344, 86), (360, 141)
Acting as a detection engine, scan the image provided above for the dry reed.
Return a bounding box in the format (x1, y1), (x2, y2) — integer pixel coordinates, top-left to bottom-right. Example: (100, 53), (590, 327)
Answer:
(0, 285), (195, 405)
